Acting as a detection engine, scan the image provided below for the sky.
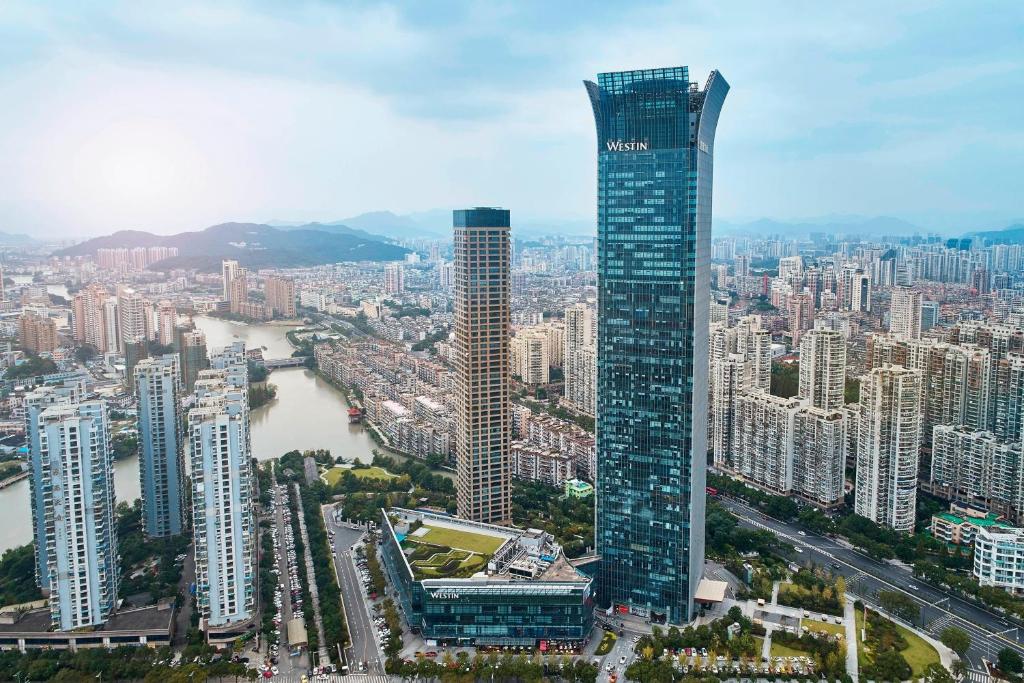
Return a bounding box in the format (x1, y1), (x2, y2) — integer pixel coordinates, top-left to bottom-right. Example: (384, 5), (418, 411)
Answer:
(0, 1), (1022, 238)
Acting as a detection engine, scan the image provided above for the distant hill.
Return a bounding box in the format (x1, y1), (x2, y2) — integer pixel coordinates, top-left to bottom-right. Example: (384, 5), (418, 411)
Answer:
(276, 221), (386, 242)
(339, 211), (445, 240)
(54, 222), (409, 271)
(967, 223), (1024, 244)
(0, 230), (38, 246)
(714, 215), (923, 238)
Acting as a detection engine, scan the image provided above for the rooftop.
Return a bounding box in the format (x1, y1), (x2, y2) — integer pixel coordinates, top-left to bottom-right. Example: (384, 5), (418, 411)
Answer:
(386, 508), (589, 585)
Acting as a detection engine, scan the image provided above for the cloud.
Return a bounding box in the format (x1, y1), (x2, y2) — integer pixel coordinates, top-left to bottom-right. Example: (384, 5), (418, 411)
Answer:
(0, 1), (1021, 237)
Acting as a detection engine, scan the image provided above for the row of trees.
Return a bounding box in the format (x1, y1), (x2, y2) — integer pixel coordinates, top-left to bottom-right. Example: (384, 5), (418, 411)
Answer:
(0, 645), (252, 682)
(296, 482), (348, 663)
(385, 651), (599, 682)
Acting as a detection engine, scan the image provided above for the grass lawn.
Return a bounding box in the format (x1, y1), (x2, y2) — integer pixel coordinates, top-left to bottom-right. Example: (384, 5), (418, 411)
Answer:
(857, 609), (940, 679)
(321, 465), (396, 485)
(420, 525), (505, 555)
(895, 622), (940, 677)
(595, 631), (617, 656)
(351, 466), (397, 480)
(769, 638), (807, 658)
(804, 619), (845, 637)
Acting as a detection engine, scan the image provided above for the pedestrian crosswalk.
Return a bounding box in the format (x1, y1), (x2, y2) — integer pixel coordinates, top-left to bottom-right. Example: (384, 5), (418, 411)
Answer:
(967, 669), (993, 683)
(925, 613), (958, 636)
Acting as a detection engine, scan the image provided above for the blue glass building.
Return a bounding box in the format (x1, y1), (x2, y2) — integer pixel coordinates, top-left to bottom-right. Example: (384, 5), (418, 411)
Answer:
(585, 67), (728, 624)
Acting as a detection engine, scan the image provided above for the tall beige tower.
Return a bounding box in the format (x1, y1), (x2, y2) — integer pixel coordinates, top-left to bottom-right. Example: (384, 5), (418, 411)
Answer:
(453, 208), (511, 524)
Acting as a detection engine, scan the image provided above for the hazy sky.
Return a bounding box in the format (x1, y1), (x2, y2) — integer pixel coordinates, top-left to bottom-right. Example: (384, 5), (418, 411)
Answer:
(1, 1), (1022, 238)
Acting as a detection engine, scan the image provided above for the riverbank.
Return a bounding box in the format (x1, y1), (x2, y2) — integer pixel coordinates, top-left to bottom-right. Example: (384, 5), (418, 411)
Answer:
(0, 469), (29, 490)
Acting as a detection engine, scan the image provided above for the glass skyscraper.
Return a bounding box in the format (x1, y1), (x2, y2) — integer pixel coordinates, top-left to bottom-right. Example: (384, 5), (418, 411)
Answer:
(586, 66), (728, 624)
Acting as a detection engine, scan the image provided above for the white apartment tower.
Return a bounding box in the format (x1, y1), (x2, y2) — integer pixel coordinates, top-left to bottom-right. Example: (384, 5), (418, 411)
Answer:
(854, 365), (923, 532)
(37, 401), (119, 630)
(190, 347), (255, 629)
(889, 287), (923, 340)
(136, 355), (187, 538)
(799, 328), (846, 411)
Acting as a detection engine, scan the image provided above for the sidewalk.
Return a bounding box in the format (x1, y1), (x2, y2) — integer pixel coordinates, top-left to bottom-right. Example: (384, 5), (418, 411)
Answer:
(293, 483), (330, 665)
(844, 598), (858, 683)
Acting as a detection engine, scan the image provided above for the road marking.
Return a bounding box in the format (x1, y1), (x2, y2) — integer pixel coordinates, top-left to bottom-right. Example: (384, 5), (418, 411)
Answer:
(725, 498), (1024, 657)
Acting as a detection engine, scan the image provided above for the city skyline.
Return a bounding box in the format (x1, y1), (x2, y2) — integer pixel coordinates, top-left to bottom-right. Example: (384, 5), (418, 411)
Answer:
(1, 2), (1021, 238)
(4, 5), (1024, 680)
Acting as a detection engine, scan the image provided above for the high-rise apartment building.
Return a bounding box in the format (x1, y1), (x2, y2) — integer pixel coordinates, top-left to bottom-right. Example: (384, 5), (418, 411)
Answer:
(792, 408), (846, 507)
(190, 351), (255, 629)
(228, 270), (249, 315)
(511, 330), (550, 384)
(587, 66), (728, 623)
(564, 303), (597, 416)
(18, 311), (58, 354)
(384, 263), (405, 294)
(854, 365), (922, 533)
(25, 380), (86, 586)
(799, 328), (846, 411)
(72, 284), (115, 352)
(731, 393), (801, 494)
(931, 426), (1024, 523)
(890, 287), (923, 340)
(176, 325), (210, 393)
(156, 301), (177, 346)
(117, 285), (149, 353)
(452, 208), (512, 525)
(264, 276), (296, 318)
(222, 260), (240, 302)
(136, 355), (187, 538)
(37, 401), (119, 630)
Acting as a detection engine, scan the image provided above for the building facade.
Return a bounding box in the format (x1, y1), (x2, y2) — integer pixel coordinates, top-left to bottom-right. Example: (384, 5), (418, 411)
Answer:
(37, 401), (120, 630)
(380, 508), (593, 646)
(18, 311), (58, 354)
(854, 365), (922, 533)
(974, 527), (1024, 594)
(190, 352), (255, 630)
(587, 66), (728, 623)
(136, 355), (187, 538)
(453, 208), (512, 525)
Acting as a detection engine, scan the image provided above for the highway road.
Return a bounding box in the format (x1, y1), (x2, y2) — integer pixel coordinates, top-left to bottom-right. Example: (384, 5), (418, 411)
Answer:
(324, 509), (383, 677)
(721, 496), (1024, 671)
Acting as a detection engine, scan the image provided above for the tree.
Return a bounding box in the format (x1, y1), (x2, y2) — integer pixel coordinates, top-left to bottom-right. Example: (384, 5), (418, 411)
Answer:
(951, 658), (967, 680)
(763, 495), (798, 521)
(998, 647), (1024, 675)
(939, 626), (971, 656)
(879, 589), (921, 623)
(869, 649), (912, 682)
(921, 662), (955, 683)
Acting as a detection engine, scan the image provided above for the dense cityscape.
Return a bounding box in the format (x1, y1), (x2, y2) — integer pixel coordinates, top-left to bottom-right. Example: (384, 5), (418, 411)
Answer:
(1, 4), (1022, 683)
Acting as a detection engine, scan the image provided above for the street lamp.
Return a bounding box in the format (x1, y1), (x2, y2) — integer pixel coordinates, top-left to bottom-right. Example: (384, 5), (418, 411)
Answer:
(988, 627), (1019, 663)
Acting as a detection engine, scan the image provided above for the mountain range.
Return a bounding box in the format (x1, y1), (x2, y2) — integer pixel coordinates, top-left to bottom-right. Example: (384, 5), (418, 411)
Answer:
(54, 222), (409, 271)
(0, 230), (38, 246)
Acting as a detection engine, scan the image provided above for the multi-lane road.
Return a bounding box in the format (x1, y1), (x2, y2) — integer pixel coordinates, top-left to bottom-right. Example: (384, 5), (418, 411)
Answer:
(323, 508), (384, 677)
(721, 496), (1024, 671)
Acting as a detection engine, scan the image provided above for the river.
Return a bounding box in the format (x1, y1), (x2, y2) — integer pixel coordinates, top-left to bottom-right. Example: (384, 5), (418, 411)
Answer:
(0, 317), (401, 554)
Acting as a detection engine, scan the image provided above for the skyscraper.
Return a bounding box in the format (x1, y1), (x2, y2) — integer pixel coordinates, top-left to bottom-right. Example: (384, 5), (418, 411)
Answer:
(453, 208), (512, 524)
(854, 365), (922, 533)
(18, 311), (58, 354)
(25, 379), (86, 586)
(587, 66), (728, 623)
(37, 401), (119, 630)
(190, 350), (255, 629)
(136, 355), (187, 538)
